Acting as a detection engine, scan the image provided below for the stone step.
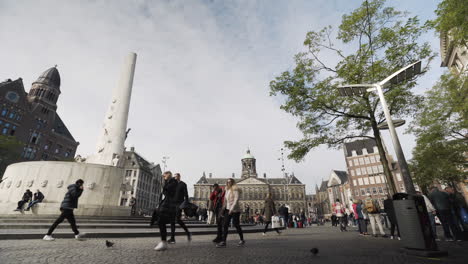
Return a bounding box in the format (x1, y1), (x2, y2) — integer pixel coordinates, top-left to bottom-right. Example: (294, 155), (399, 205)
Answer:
(0, 225), (276, 240)
(0, 218), (202, 224)
(0, 223), (254, 229)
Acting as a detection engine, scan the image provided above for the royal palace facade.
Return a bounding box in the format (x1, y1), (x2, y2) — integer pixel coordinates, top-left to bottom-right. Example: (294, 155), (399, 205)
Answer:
(192, 149), (307, 215)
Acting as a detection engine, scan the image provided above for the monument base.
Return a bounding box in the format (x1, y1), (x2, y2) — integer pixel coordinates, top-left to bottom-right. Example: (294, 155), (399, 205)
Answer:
(0, 161), (128, 217)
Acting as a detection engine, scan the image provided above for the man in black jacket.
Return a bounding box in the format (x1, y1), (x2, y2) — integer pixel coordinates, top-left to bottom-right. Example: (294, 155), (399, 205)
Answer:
(43, 179), (85, 241)
(25, 189), (45, 211)
(168, 173), (191, 244)
(155, 171), (178, 251)
(14, 189), (32, 211)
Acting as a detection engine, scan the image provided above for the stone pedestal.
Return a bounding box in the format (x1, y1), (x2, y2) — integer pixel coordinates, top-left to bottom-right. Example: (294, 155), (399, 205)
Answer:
(0, 161), (130, 216)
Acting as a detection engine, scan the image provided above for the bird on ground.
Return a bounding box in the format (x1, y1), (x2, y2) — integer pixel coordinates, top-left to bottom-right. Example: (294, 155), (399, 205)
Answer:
(105, 240), (114, 248)
(310, 248), (319, 255)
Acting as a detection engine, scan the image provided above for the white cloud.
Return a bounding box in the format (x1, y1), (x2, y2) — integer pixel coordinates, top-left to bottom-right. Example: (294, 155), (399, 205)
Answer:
(0, 0), (443, 195)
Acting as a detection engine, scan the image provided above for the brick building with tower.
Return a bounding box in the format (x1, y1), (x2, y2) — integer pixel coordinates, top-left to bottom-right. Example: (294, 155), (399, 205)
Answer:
(0, 67), (79, 177)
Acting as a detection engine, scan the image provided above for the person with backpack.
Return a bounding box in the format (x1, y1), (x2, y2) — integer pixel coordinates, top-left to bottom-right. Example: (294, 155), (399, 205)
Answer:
(334, 199), (347, 232)
(167, 173), (192, 244)
(364, 193), (387, 237)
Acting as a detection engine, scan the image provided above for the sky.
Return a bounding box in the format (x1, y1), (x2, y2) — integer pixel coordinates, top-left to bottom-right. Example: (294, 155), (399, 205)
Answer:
(0, 0), (446, 196)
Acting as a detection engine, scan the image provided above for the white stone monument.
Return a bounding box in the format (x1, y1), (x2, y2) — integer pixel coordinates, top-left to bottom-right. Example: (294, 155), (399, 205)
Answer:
(0, 53), (138, 216)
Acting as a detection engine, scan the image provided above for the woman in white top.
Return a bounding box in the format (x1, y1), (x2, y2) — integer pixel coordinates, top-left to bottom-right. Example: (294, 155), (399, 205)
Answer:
(216, 178), (245, 248)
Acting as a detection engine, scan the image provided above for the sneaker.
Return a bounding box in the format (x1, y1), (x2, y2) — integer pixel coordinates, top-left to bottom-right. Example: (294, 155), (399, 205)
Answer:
(262, 232), (267, 236)
(456, 239), (462, 242)
(212, 238), (221, 243)
(167, 238), (176, 244)
(75, 234), (85, 241)
(154, 241), (168, 251)
(43, 235), (55, 241)
(216, 241), (226, 248)
(397, 237), (401, 241)
(237, 240), (245, 247)
(446, 238), (454, 242)
(435, 238), (441, 241)
(390, 236), (394, 240)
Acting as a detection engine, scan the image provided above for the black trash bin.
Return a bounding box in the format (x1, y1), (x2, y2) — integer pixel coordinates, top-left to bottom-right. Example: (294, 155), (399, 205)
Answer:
(393, 193), (446, 256)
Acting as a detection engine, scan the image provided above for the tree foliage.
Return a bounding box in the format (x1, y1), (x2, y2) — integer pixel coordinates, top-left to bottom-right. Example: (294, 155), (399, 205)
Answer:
(269, 0), (435, 193)
(270, 0), (434, 158)
(430, 0), (468, 47)
(0, 135), (23, 179)
(409, 73), (468, 189)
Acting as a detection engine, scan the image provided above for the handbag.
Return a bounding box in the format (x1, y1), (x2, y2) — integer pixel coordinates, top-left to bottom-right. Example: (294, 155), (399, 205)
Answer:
(271, 216), (281, 228)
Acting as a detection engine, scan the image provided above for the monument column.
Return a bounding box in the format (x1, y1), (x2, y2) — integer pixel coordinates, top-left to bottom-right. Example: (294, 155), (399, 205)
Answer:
(87, 52), (137, 166)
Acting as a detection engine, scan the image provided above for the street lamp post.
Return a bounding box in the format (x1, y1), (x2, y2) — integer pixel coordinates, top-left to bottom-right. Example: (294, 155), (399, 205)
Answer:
(338, 60), (422, 195)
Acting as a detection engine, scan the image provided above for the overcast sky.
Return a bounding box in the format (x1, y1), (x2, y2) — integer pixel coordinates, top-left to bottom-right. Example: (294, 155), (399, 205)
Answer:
(0, 0), (445, 195)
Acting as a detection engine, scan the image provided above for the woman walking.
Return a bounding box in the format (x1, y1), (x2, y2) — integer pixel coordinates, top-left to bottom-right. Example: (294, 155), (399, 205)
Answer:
(216, 178), (245, 248)
(263, 193), (281, 235)
(154, 171), (178, 251)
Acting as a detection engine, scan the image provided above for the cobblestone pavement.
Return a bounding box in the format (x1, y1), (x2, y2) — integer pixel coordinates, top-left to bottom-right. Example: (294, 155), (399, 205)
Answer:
(0, 226), (466, 264)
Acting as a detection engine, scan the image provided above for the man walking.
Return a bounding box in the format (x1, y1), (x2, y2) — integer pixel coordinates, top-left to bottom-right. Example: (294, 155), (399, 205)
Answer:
(25, 189), (45, 211)
(429, 186), (462, 241)
(364, 193), (387, 237)
(43, 179), (85, 241)
(168, 173), (191, 244)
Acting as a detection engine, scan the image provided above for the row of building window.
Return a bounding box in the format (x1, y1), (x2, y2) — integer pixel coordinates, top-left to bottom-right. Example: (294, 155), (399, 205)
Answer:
(350, 165), (384, 176)
(348, 155), (381, 167)
(1, 107), (22, 121)
(354, 186), (385, 197)
(353, 175), (387, 187)
(0, 120), (17, 136)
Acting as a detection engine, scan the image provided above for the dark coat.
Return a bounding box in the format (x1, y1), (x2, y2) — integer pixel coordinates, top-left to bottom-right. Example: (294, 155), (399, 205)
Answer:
(278, 205), (289, 216)
(60, 184), (83, 209)
(158, 177), (178, 214)
(22, 190), (33, 202)
(33, 192), (44, 202)
(264, 198), (276, 222)
(429, 189), (450, 211)
(174, 181), (189, 204)
(384, 199), (397, 224)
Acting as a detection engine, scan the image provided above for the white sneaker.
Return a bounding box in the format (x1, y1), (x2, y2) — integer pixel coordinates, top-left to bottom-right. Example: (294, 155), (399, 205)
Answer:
(390, 236), (394, 240)
(43, 235), (55, 241)
(397, 237), (401, 241)
(154, 241), (168, 251)
(262, 233), (267, 236)
(75, 234), (85, 241)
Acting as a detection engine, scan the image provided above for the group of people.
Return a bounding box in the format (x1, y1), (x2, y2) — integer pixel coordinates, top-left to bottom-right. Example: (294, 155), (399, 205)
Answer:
(339, 186), (468, 242)
(14, 189), (45, 212)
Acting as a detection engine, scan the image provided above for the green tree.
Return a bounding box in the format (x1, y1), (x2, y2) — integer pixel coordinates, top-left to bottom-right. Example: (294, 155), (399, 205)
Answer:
(0, 135), (23, 180)
(430, 0), (468, 47)
(269, 0), (435, 194)
(409, 73), (468, 190)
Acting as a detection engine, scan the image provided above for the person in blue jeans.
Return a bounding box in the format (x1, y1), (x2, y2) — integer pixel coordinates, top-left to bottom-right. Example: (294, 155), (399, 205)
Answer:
(25, 189), (44, 211)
